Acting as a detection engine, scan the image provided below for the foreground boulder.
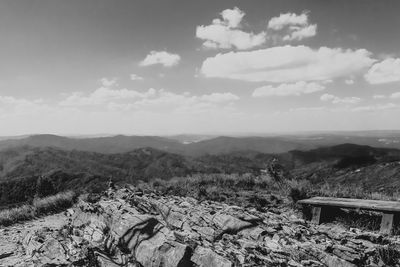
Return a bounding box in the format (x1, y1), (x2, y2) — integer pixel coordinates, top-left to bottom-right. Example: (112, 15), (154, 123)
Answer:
(4, 187), (400, 266)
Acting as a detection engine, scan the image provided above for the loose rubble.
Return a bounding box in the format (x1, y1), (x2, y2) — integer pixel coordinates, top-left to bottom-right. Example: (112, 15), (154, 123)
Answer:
(1, 187), (400, 266)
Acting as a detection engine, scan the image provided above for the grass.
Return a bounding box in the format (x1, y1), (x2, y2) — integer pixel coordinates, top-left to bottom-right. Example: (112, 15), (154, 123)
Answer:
(136, 173), (283, 210)
(0, 191), (77, 226)
(286, 179), (400, 202)
(138, 173), (400, 206)
(375, 244), (400, 266)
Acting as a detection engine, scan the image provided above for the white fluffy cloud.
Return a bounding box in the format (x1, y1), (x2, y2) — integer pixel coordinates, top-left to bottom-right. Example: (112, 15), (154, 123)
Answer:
(320, 94), (362, 104)
(139, 51), (181, 67)
(100, 77), (118, 87)
(373, 94), (386, 99)
(268, 12), (317, 41)
(130, 74), (143, 81)
(220, 7), (245, 28)
(268, 13), (308, 30)
(201, 45), (375, 83)
(252, 81), (325, 97)
(365, 58), (400, 84)
(283, 24), (317, 41)
(196, 7), (266, 50)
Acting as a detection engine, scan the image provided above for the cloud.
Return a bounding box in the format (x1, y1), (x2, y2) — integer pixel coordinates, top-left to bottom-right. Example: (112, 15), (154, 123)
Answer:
(351, 103), (398, 112)
(201, 45), (375, 83)
(132, 90), (239, 114)
(283, 24), (317, 41)
(199, 92), (239, 103)
(252, 81), (325, 97)
(60, 87), (156, 107)
(100, 77), (118, 87)
(365, 58), (400, 84)
(268, 13), (308, 30)
(196, 7), (266, 50)
(0, 95), (41, 105)
(391, 92), (400, 99)
(0, 91), (239, 135)
(373, 94), (386, 99)
(345, 79), (355, 85)
(130, 74), (143, 81)
(268, 12), (317, 41)
(59, 85), (239, 115)
(320, 94), (362, 104)
(220, 7), (245, 28)
(139, 51), (181, 67)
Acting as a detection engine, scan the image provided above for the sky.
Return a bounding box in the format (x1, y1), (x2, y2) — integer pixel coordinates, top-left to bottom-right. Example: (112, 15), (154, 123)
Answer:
(0, 0), (399, 136)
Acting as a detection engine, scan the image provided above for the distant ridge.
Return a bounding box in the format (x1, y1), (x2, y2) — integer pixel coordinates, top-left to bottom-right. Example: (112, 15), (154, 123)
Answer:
(0, 132), (400, 156)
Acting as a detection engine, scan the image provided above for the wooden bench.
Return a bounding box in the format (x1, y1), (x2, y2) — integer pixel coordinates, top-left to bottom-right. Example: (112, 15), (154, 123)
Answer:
(298, 197), (400, 234)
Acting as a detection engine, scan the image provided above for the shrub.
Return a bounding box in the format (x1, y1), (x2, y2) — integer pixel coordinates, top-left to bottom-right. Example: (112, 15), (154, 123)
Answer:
(287, 179), (312, 203)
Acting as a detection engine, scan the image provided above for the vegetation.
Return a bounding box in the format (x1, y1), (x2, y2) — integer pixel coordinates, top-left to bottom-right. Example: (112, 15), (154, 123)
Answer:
(137, 173), (283, 210)
(0, 142), (399, 231)
(0, 191), (76, 226)
(375, 244), (400, 266)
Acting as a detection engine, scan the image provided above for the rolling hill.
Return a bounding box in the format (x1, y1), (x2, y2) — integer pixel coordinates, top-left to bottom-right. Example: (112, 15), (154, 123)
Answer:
(288, 144), (400, 192)
(1, 132), (400, 156)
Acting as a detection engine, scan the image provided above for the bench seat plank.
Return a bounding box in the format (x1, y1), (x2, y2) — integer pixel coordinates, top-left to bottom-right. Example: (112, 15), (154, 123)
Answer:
(298, 197), (400, 213)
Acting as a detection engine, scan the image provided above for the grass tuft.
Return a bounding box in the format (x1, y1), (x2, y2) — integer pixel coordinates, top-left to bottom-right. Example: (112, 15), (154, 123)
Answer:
(0, 191), (77, 226)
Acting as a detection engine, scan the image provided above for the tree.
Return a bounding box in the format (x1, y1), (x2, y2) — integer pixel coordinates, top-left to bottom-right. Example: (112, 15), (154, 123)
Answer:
(36, 176), (56, 198)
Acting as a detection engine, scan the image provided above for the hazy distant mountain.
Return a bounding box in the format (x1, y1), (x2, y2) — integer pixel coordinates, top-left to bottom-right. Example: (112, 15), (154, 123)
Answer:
(0, 134), (183, 154)
(164, 134), (215, 144)
(1, 132), (400, 156)
(186, 136), (312, 156)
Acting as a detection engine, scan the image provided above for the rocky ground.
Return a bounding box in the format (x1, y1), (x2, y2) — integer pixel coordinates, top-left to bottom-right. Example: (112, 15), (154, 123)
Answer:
(1, 187), (400, 266)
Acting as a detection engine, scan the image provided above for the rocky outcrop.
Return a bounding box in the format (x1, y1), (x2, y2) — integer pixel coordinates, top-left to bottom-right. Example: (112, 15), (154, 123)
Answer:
(2, 187), (400, 266)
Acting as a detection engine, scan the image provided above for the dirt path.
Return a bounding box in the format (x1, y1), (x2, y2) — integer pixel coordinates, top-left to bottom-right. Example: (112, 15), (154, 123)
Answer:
(0, 212), (68, 266)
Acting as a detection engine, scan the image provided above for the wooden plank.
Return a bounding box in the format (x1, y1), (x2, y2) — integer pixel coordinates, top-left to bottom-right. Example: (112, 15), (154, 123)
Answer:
(311, 206), (322, 224)
(380, 213), (394, 235)
(298, 197), (400, 213)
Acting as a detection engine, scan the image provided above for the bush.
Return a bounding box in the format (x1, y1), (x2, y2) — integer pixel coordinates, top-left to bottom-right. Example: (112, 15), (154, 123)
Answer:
(287, 180), (312, 203)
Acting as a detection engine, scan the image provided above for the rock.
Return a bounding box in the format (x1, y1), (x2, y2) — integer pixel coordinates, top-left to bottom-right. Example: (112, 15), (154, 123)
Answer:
(212, 212), (253, 233)
(191, 246), (232, 267)
(3, 187), (399, 267)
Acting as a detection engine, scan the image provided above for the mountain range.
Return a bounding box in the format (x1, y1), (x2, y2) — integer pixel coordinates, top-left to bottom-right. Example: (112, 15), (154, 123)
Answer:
(1, 131), (400, 156)
(1, 131), (400, 208)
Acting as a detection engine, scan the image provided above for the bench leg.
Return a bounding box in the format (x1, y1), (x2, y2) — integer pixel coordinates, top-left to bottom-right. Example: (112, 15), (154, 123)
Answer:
(311, 206), (339, 224)
(311, 206), (322, 224)
(380, 213), (394, 235)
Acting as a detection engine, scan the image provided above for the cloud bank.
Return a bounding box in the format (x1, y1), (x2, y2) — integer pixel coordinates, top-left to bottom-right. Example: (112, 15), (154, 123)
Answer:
(201, 46), (375, 83)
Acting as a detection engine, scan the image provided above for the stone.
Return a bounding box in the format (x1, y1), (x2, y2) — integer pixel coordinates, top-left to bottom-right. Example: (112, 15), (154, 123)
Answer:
(191, 246), (232, 267)
(3, 186), (399, 267)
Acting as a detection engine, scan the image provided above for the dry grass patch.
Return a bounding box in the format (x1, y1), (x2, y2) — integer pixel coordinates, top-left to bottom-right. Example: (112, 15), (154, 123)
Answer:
(0, 191), (76, 226)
